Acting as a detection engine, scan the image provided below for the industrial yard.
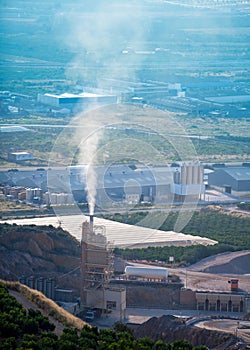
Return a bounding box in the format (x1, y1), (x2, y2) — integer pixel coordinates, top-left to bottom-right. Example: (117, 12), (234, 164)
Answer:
(1, 215), (249, 309)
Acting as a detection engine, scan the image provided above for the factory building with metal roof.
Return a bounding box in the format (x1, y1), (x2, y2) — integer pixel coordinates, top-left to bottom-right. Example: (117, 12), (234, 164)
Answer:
(207, 167), (250, 198)
(37, 92), (117, 110)
(66, 163), (205, 205)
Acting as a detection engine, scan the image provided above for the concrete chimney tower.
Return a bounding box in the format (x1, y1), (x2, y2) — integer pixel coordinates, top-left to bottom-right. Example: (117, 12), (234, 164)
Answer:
(89, 214), (94, 233)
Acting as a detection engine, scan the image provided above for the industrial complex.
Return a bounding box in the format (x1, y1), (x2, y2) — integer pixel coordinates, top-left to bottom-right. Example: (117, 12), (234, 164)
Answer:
(10, 214), (250, 321)
(80, 216), (250, 319)
(1, 160), (249, 322)
(0, 162), (205, 206)
(13, 214), (234, 320)
(1, 162), (250, 212)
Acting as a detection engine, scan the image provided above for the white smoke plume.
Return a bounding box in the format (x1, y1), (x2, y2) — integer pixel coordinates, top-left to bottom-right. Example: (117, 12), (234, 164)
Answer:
(63, 1), (148, 85)
(82, 128), (100, 216)
(62, 1), (149, 215)
(75, 110), (104, 216)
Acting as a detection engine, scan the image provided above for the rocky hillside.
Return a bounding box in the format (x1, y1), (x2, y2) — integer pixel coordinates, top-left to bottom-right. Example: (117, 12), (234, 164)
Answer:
(133, 315), (239, 350)
(0, 223), (81, 292)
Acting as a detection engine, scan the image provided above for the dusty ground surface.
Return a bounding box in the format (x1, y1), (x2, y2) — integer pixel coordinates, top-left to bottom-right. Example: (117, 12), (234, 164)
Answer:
(187, 250), (250, 274)
(129, 251), (250, 344)
(9, 290), (66, 336)
(170, 268), (250, 293)
(195, 319), (250, 343)
(168, 250), (250, 293)
(133, 250), (250, 293)
(220, 206), (250, 219)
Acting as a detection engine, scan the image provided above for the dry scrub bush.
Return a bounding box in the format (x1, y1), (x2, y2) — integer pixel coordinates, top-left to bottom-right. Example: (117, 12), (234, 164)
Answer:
(1, 279), (85, 330)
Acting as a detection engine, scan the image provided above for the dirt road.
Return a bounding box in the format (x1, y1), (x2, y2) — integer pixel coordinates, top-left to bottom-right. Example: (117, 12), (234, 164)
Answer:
(9, 290), (65, 336)
(195, 319), (250, 343)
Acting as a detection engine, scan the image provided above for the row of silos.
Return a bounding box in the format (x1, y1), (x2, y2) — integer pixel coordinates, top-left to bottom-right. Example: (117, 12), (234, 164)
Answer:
(43, 192), (74, 205)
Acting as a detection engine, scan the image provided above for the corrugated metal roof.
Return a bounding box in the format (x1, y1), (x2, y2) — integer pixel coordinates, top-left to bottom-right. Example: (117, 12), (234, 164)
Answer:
(100, 166), (173, 189)
(223, 167), (250, 181)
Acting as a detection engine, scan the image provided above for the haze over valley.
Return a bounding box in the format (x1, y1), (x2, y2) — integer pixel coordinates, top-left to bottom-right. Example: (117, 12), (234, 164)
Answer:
(0, 1), (250, 349)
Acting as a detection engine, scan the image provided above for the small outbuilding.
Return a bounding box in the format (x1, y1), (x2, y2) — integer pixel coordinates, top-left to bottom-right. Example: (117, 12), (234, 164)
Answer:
(8, 152), (34, 162)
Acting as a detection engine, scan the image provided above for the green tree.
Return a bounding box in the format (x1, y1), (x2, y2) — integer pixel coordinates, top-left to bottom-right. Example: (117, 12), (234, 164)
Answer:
(58, 340), (78, 350)
(0, 337), (16, 350)
(134, 337), (154, 350)
(171, 339), (192, 350)
(108, 338), (133, 350)
(98, 328), (117, 344)
(113, 321), (134, 336)
(19, 334), (40, 350)
(28, 309), (55, 332)
(59, 327), (79, 345)
(38, 332), (58, 350)
(153, 340), (170, 350)
(79, 324), (98, 349)
(0, 318), (21, 338)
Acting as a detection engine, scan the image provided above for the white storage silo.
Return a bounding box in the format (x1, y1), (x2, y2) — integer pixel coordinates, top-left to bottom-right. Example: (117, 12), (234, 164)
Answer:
(125, 266), (168, 281)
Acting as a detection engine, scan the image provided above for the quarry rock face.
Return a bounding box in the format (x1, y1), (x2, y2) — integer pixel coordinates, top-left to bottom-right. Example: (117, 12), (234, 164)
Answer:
(13, 238), (44, 257)
(2, 229), (55, 252)
(0, 224), (81, 291)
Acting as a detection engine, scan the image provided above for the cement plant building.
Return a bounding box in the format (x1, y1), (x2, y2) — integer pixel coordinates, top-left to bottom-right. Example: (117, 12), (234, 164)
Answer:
(81, 217), (126, 319)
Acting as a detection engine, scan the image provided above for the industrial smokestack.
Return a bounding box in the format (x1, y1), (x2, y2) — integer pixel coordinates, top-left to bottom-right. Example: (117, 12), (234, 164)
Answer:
(89, 214), (94, 233)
